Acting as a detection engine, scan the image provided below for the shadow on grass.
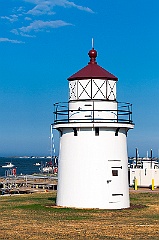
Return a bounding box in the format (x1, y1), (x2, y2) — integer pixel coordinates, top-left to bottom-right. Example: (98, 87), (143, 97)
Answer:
(48, 197), (56, 202)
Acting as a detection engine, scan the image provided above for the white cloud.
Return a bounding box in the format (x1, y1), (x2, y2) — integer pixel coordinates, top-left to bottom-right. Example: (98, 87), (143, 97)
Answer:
(11, 28), (35, 38)
(0, 38), (24, 44)
(27, 3), (55, 16)
(17, 6), (25, 12)
(19, 20), (72, 33)
(24, 0), (94, 16)
(20, 32), (36, 38)
(25, 17), (32, 21)
(10, 14), (19, 19)
(60, 0), (94, 13)
(1, 15), (18, 22)
(10, 29), (19, 35)
(1, 0), (94, 40)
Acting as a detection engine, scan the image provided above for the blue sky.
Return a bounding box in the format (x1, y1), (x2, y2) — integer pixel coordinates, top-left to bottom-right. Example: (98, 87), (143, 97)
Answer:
(0, 0), (159, 157)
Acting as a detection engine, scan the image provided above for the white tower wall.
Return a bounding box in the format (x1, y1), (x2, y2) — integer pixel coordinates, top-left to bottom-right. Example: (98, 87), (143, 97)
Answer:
(69, 101), (117, 122)
(55, 124), (133, 209)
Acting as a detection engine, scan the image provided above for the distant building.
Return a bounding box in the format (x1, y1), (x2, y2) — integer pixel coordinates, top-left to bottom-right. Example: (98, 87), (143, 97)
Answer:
(129, 159), (159, 187)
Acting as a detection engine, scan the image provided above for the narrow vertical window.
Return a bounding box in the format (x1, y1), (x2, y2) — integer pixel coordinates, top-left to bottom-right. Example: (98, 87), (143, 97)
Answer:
(95, 127), (99, 136)
(73, 128), (78, 136)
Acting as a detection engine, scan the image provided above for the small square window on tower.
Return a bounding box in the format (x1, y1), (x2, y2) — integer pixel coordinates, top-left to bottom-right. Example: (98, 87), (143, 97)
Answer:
(95, 127), (99, 136)
(112, 170), (118, 176)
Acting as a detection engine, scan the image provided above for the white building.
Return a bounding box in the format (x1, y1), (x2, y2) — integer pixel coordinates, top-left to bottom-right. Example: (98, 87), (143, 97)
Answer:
(129, 160), (159, 187)
(53, 47), (134, 209)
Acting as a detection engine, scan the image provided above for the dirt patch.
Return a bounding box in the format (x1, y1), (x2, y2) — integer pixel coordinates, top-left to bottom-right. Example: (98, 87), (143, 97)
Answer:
(129, 203), (147, 209)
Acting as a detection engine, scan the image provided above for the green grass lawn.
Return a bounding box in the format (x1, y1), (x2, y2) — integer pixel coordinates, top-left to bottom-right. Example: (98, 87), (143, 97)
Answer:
(0, 191), (159, 239)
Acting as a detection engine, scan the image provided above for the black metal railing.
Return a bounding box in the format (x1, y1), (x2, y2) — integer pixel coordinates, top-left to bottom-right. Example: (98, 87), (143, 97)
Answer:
(53, 102), (133, 124)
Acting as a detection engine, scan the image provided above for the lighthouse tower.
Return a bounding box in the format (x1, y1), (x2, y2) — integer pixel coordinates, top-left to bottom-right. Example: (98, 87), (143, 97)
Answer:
(53, 46), (134, 209)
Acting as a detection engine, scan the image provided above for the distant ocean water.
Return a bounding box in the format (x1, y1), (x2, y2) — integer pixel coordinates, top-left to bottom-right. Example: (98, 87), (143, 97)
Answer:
(0, 157), (48, 177)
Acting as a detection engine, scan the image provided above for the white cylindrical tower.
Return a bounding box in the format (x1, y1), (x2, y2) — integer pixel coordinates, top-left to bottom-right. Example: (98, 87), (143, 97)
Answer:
(53, 47), (134, 209)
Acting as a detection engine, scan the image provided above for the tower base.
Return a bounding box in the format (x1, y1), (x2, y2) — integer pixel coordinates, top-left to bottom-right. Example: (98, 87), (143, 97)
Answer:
(55, 123), (133, 209)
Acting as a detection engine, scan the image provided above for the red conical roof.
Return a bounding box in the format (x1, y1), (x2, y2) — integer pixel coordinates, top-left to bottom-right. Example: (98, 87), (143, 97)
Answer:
(68, 48), (118, 81)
